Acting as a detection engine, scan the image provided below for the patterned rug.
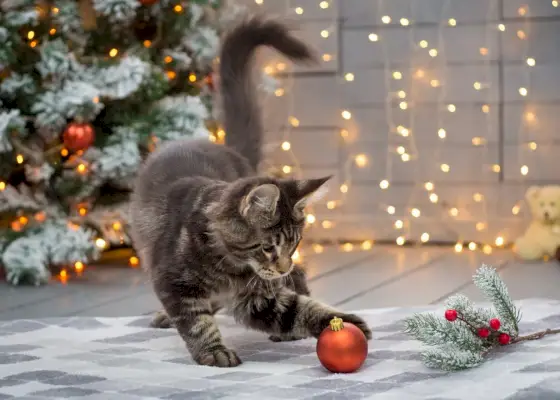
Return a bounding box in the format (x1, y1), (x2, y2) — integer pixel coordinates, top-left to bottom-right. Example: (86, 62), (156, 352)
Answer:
(1, 299), (560, 399)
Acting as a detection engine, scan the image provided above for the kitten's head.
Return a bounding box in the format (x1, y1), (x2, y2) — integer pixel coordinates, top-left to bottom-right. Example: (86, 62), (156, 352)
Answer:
(210, 176), (331, 280)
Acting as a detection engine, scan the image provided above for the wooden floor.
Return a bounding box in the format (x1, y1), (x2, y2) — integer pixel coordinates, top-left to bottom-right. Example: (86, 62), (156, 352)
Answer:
(1, 245), (560, 321)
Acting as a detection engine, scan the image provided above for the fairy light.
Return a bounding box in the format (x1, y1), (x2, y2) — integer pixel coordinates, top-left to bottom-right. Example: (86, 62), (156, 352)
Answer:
(400, 18), (410, 26)
(327, 201), (337, 209)
(322, 220), (333, 229)
(275, 88), (284, 97)
(295, 7), (303, 14)
(392, 71), (402, 80)
(476, 222), (486, 231)
(95, 238), (107, 249)
(472, 137), (485, 146)
(512, 205), (521, 215)
(553, 0), (559, 7)
(526, 57), (536, 66)
(492, 164), (501, 173)
(396, 146), (406, 155)
(498, 23), (506, 31)
(322, 54), (332, 61)
(320, 30), (329, 38)
(27, 31), (35, 40)
(495, 236), (505, 247)
(454, 242), (463, 253)
(397, 90), (406, 98)
(448, 18), (457, 26)
(361, 240), (373, 250)
(340, 183), (349, 193)
(341, 110), (352, 120)
(401, 153), (411, 162)
(342, 242), (354, 252)
(129, 256), (140, 267)
(188, 73), (197, 82)
(468, 242), (477, 251)
(430, 79), (440, 87)
(166, 71), (176, 79)
(306, 214), (316, 224)
(482, 104), (490, 113)
(421, 233), (430, 243)
(143, 40), (152, 48)
(255, 0), (263, 4)
(483, 245), (493, 255)
(379, 180), (389, 189)
(0, 181), (5, 191)
(394, 220), (403, 229)
(59, 269), (68, 283)
(520, 165), (529, 175)
(473, 193), (483, 202)
(164, 56), (173, 63)
(173, 4), (183, 12)
(319, 1), (329, 8)
(381, 15), (391, 24)
(49, 28), (56, 35)
(387, 206), (396, 215)
(519, 87), (528, 96)
(449, 208), (459, 217)
(399, 101), (408, 110)
(74, 261), (84, 273)
(429, 49), (438, 57)
(440, 163), (450, 172)
(397, 126), (410, 136)
(480, 47), (489, 55)
(292, 249), (301, 262)
(109, 48), (118, 57)
(528, 142), (537, 151)
(368, 33), (379, 42)
(16, 154), (24, 164)
(313, 243), (324, 253)
(414, 69), (425, 79)
(411, 208), (421, 218)
(112, 221), (122, 231)
(429, 193), (439, 203)
(289, 116), (300, 127)
(447, 104), (456, 113)
(438, 128), (446, 139)
(425, 182), (435, 191)
(473, 81), (482, 90)
(282, 165), (292, 174)
(340, 129), (349, 139)
(76, 163), (87, 174)
(396, 236), (405, 246)
(517, 30), (526, 40)
(281, 141), (291, 151)
(344, 73), (354, 81)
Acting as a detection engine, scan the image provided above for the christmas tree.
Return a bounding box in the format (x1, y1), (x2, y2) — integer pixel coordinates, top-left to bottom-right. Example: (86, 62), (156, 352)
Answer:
(0, 0), (242, 285)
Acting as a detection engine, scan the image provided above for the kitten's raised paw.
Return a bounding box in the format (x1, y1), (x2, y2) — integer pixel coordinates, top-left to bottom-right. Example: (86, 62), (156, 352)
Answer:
(269, 333), (307, 342)
(195, 346), (242, 368)
(339, 313), (372, 340)
(150, 311), (173, 329)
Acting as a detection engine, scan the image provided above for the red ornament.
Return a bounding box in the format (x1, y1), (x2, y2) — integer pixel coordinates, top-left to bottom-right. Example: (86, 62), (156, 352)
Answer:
(63, 122), (95, 152)
(445, 309), (458, 322)
(478, 328), (490, 338)
(205, 73), (216, 91)
(489, 318), (501, 330)
(139, 0), (158, 5)
(316, 317), (368, 373)
(498, 333), (511, 345)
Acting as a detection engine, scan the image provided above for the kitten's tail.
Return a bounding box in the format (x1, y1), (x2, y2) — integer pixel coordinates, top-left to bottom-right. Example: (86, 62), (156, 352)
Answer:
(219, 14), (317, 171)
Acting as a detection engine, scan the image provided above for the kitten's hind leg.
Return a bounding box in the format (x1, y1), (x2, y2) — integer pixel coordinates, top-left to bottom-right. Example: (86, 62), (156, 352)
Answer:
(155, 281), (241, 368)
(269, 265), (310, 342)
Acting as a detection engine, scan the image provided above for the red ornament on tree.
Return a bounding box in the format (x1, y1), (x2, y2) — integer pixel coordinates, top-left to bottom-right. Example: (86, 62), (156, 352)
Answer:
(139, 0), (159, 5)
(445, 309), (458, 321)
(316, 317), (368, 373)
(63, 122), (95, 152)
(489, 318), (501, 330)
(478, 328), (490, 338)
(498, 333), (511, 345)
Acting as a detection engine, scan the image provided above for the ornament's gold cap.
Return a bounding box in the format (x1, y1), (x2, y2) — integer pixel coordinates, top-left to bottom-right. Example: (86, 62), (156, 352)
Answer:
(330, 316), (344, 331)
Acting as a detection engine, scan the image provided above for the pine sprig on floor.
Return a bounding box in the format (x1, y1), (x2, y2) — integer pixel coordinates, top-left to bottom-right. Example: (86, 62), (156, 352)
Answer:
(403, 265), (560, 371)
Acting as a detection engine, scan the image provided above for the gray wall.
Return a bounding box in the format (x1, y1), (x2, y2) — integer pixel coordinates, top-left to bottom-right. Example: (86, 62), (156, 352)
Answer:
(238, 0), (560, 246)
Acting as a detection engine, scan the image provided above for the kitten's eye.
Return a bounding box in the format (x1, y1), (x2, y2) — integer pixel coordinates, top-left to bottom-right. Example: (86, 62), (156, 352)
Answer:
(262, 244), (275, 252)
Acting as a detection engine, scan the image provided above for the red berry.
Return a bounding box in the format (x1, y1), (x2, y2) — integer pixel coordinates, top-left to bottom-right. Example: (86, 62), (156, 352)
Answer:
(445, 309), (458, 321)
(489, 318), (501, 330)
(478, 328), (490, 338)
(498, 333), (511, 345)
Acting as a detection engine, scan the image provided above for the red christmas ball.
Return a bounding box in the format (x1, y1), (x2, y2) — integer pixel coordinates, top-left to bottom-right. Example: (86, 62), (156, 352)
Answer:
(139, 0), (158, 5)
(478, 328), (490, 338)
(316, 317), (368, 373)
(489, 318), (501, 330)
(63, 122), (95, 152)
(445, 309), (458, 322)
(498, 333), (511, 345)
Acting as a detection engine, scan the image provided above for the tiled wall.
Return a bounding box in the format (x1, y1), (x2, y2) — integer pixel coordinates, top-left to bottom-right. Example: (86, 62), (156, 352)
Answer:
(236, 0), (560, 245)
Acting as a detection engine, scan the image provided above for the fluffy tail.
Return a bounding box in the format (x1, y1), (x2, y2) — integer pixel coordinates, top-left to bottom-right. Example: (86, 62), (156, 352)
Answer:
(219, 14), (317, 171)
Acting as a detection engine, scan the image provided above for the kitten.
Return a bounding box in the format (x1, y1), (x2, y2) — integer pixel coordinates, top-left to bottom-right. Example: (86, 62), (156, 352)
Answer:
(130, 14), (372, 368)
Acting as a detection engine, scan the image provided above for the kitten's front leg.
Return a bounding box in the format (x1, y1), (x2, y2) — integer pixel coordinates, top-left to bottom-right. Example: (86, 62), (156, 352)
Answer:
(156, 285), (241, 367)
(233, 288), (372, 341)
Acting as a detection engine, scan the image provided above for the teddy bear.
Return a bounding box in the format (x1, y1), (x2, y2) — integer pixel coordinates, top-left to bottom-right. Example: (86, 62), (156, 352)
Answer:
(514, 185), (560, 260)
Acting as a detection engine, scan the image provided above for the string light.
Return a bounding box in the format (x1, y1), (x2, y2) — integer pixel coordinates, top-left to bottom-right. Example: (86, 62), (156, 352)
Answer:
(341, 110), (352, 120)
(0, 181), (5, 191)
(281, 141), (291, 151)
(449, 208), (459, 217)
(495, 236), (505, 247)
(483, 245), (493, 254)
(74, 261), (84, 273)
(399, 101), (408, 110)
(379, 179), (389, 189)
(381, 15), (391, 24)
(411, 208), (421, 218)
(255, 0), (263, 4)
(492, 164), (501, 173)
(429, 49), (438, 57)
(553, 0), (559, 7)
(520, 165), (529, 175)
(49, 28), (56, 35)
(473, 81), (482, 90)
(476, 222), (486, 231)
(361, 240), (373, 250)
(447, 104), (456, 112)
(59, 269), (68, 283)
(430, 79), (440, 87)
(419, 40), (428, 48)
(425, 182), (436, 192)
(526, 57), (536, 66)
(397, 90), (406, 98)
(440, 163), (450, 172)
(188, 73), (197, 82)
(400, 18), (410, 26)
(448, 18), (457, 26)
(76, 163), (87, 174)
(528, 142), (537, 151)
(322, 220), (333, 229)
(396, 236), (405, 246)
(319, 1), (329, 9)
(394, 220), (403, 229)
(340, 129), (349, 139)
(518, 87), (528, 96)
(512, 205), (521, 215)
(326, 201), (337, 209)
(79, 207), (88, 216)
(482, 104), (490, 113)
(109, 48), (118, 57)
(340, 183), (348, 193)
(129, 256), (140, 267)
(344, 73), (354, 81)
(313, 244), (324, 253)
(16, 154), (24, 164)
(282, 165), (292, 174)
(143, 40), (151, 48)
(517, 30), (526, 40)
(27, 31), (35, 39)
(368, 33), (379, 42)
(289, 116), (300, 127)
(164, 55), (173, 63)
(429, 193), (439, 203)
(454, 242), (463, 253)
(387, 206), (396, 215)
(438, 128), (446, 139)
(173, 4), (183, 13)
(468, 242), (477, 251)
(295, 7), (303, 14)
(166, 70), (176, 79)
(421, 233), (430, 243)
(498, 23), (506, 31)
(95, 238), (107, 249)
(401, 153), (410, 162)
(473, 193), (483, 202)
(392, 71), (402, 80)
(306, 214), (316, 224)
(29, 40), (38, 48)
(396, 146), (406, 155)
(320, 30), (329, 38)
(342, 243), (353, 252)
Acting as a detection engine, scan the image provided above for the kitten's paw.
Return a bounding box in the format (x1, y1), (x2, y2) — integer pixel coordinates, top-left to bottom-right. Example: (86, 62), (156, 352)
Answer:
(338, 313), (372, 340)
(269, 333), (307, 342)
(150, 311), (173, 329)
(195, 346), (242, 368)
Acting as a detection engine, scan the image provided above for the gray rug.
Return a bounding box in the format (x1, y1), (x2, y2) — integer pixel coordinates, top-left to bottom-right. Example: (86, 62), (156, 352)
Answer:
(1, 299), (560, 399)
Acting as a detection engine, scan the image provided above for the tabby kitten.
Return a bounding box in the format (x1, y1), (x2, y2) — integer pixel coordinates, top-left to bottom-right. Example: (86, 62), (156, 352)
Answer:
(130, 14), (372, 368)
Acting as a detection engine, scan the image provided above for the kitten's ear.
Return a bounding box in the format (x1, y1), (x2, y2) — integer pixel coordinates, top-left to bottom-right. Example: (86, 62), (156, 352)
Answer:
(240, 184), (280, 223)
(293, 176), (332, 218)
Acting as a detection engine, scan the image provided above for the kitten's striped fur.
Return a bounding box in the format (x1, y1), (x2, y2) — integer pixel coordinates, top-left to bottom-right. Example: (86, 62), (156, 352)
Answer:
(130, 14), (372, 367)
